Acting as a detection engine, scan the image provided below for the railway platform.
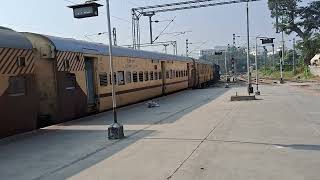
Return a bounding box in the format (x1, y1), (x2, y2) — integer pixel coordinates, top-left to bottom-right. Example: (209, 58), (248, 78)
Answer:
(1, 82), (320, 180)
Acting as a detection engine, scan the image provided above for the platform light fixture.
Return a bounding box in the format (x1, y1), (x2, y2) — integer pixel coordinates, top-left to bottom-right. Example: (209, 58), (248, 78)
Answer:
(69, 0), (124, 140)
(68, 1), (103, 19)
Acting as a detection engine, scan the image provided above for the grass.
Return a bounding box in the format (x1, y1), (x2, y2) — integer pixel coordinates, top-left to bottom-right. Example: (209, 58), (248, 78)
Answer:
(258, 65), (318, 81)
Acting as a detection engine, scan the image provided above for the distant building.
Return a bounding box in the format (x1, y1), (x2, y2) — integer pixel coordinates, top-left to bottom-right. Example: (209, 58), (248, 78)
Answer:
(200, 49), (215, 56)
(200, 46), (228, 56)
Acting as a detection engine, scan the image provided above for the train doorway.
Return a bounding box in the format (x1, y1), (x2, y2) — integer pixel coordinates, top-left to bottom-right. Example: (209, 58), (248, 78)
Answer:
(187, 63), (194, 88)
(84, 58), (95, 106)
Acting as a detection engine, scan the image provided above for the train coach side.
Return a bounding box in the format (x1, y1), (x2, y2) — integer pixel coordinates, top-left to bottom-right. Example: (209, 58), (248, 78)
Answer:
(93, 47), (193, 111)
(194, 60), (214, 88)
(0, 30), (38, 138)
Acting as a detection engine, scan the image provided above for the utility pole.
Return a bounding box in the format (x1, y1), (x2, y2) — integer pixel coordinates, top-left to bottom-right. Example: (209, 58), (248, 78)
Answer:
(186, 39), (191, 57)
(232, 33), (236, 77)
(149, 16), (153, 44)
(69, 0), (124, 140)
(225, 45), (229, 78)
(172, 41), (178, 55)
(163, 44), (169, 54)
(105, 0), (124, 139)
(254, 37), (260, 95)
(272, 44), (275, 71)
(246, 1), (253, 94)
(293, 38), (296, 73)
(263, 46), (267, 70)
(280, 30), (284, 84)
(112, 27), (117, 46)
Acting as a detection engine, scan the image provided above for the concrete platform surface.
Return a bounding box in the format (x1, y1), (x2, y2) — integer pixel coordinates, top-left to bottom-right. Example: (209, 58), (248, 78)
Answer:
(1, 84), (320, 180)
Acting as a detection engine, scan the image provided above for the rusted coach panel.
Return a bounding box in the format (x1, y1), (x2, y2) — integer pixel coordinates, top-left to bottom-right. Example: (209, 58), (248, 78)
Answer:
(0, 29), (38, 138)
(24, 34), (104, 124)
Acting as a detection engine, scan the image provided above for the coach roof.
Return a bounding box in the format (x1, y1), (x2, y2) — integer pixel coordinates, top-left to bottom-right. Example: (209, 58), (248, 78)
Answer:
(43, 34), (192, 62)
(0, 29), (33, 49)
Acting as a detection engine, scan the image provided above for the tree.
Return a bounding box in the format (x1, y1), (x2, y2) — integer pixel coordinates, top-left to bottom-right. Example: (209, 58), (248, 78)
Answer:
(268, 0), (320, 64)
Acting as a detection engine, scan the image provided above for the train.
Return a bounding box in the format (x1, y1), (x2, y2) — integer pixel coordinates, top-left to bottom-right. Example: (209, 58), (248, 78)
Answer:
(0, 28), (220, 138)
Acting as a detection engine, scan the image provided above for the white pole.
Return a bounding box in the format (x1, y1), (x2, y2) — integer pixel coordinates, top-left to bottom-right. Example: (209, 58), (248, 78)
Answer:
(225, 49), (228, 76)
(293, 38), (295, 73)
(246, 1), (252, 94)
(255, 37), (259, 93)
(106, 0), (118, 123)
(280, 30), (284, 83)
(106, 0), (124, 139)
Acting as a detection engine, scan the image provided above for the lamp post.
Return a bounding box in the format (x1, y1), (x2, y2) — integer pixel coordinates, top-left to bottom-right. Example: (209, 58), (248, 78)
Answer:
(69, 0), (124, 139)
(254, 36), (260, 95)
(246, 1), (253, 95)
(254, 36), (274, 95)
(105, 0), (124, 139)
(293, 38), (296, 73)
(272, 43), (275, 71)
(280, 30), (284, 84)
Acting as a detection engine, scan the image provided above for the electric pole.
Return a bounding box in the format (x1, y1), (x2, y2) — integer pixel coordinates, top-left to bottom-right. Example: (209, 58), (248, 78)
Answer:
(293, 38), (296, 73)
(246, 1), (253, 94)
(163, 44), (169, 54)
(112, 27), (117, 46)
(186, 39), (191, 57)
(232, 33), (236, 78)
(280, 30), (284, 84)
(272, 44), (275, 71)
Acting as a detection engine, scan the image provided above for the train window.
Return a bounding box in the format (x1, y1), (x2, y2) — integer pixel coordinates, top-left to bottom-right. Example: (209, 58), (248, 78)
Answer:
(159, 72), (162, 80)
(17, 57), (26, 67)
(139, 72), (144, 82)
(176, 71), (179, 78)
(109, 73), (117, 85)
(64, 59), (70, 70)
(99, 73), (108, 86)
(166, 71), (169, 79)
(118, 71), (125, 85)
(155, 71), (158, 80)
(126, 71), (132, 83)
(150, 71), (154, 80)
(64, 73), (76, 91)
(8, 76), (26, 96)
(133, 72), (138, 82)
(145, 71), (149, 81)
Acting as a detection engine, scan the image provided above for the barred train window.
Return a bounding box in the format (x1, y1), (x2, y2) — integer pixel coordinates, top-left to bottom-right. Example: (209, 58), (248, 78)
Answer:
(155, 71), (158, 80)
(133, 72), (138, 82)
(64, 73), (76, 91)
(109, 73), (117, 85)
(99, 73), (108, 86)
(118, 71), (125, 85)
(150, 71), (154, 80)
(139, 72), (144, 82)
(159, 72), (162, 80)
(145, 71), (149, 81)
(8, 76), (26, 96)
(126, 71), (132, 83)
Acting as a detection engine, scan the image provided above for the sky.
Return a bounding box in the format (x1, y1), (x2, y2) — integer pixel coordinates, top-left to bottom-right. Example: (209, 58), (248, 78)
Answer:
(0, 0), (314, 57)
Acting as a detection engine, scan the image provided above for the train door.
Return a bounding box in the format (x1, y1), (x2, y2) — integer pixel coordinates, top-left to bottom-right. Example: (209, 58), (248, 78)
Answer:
(161, 61), (166, 94)
(188, 63), (195, 88)
(84, 58), (95, 106)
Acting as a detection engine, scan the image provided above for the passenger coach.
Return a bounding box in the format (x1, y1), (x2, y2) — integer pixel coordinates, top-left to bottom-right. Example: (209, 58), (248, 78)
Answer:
(0, 29), (38, 138)
(0, 30), (218, 138)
